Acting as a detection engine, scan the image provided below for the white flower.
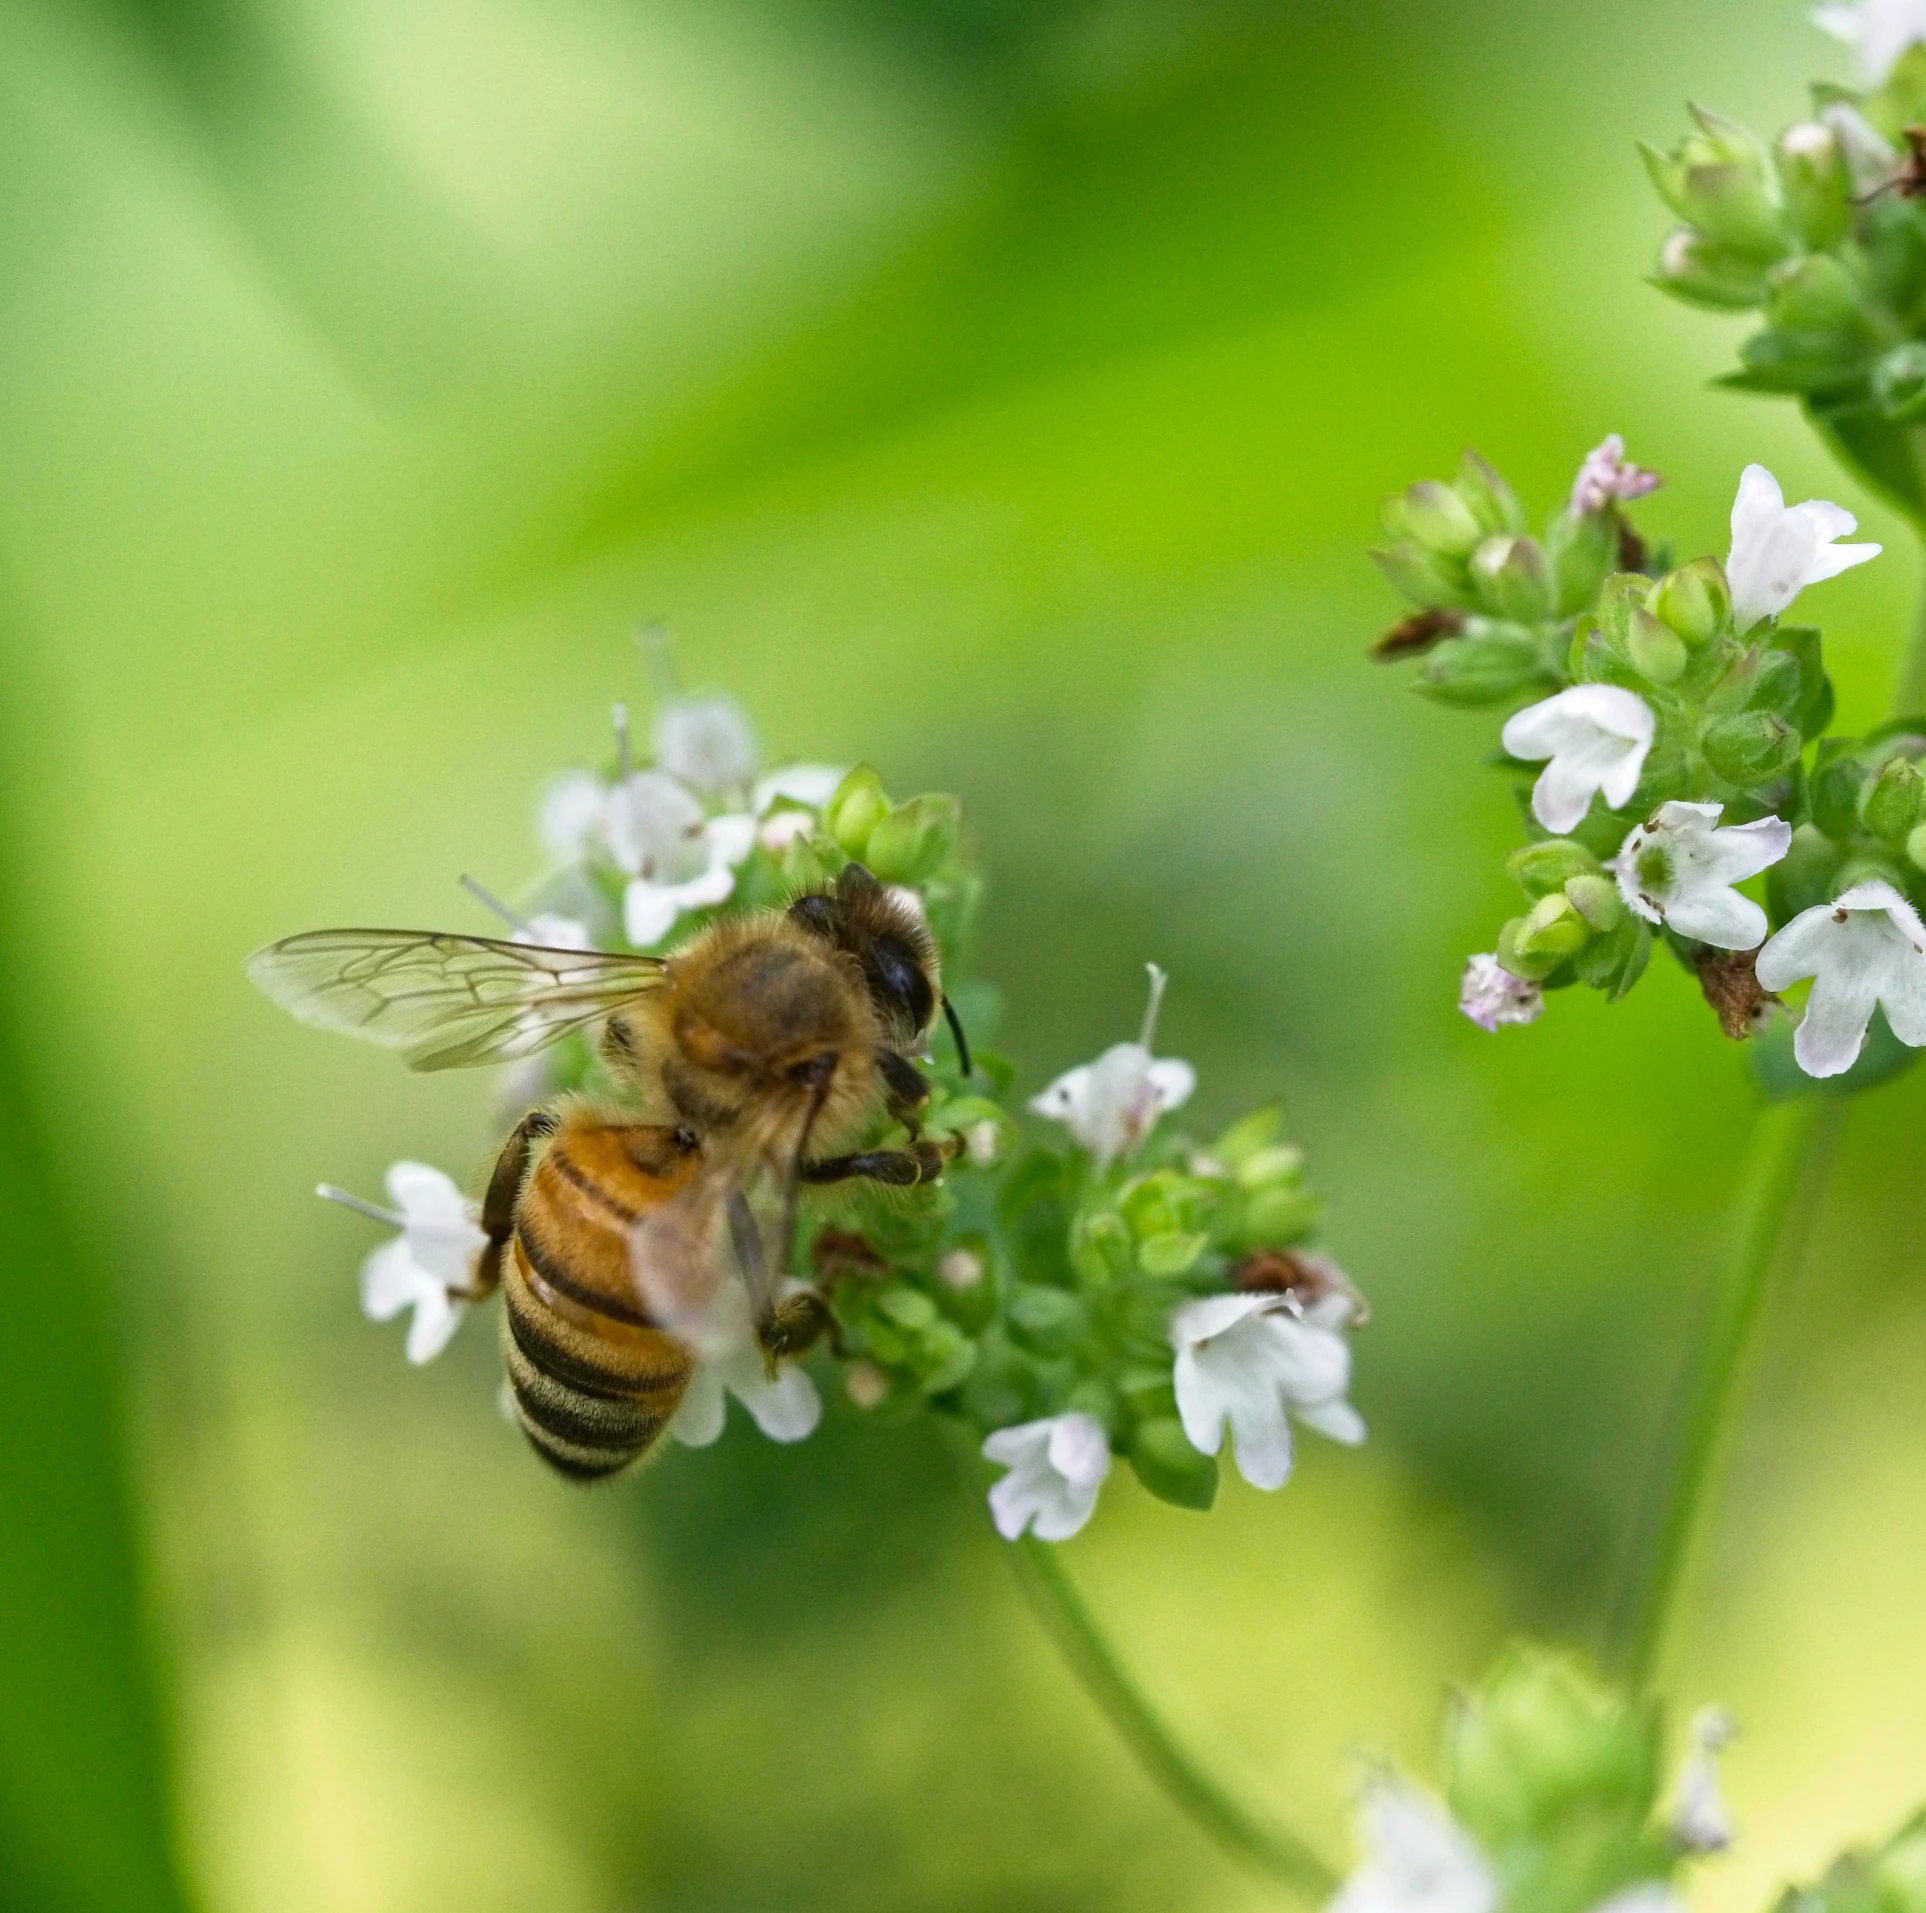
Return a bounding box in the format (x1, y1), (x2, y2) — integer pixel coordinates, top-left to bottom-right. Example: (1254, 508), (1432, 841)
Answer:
(758, 809), (816, 853)
(1171, 1290), (1365, 1492)
(1756, 879), (1926, 1077)
(653, 692), (759, 798)
(1815, 0), (1926, 82)
(1458, 953), (1544, 1032)
(753, 763), (847, 813)
(606, 769), (757, 946)
(513, 912), (591, 951)
(320, 1162), (487, 1365)
(1571, 434), (1661, 515)
(981, 1412), (1111, 1541)
(1501, 685), (1656, 833)
(1612, 802), (1791, 950)
(1671, 1705), (1737, 1854)
(535, 769), (609, 867)
(1726, 463), (1880, 633)
(1327, 1778), (1496, 1913)
(1030, 963), (1195, 1170)
(670, 1338), (822, 1447)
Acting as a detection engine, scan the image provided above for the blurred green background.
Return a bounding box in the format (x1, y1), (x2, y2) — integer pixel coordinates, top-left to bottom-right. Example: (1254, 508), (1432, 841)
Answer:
(5, 0), (1926, 1907)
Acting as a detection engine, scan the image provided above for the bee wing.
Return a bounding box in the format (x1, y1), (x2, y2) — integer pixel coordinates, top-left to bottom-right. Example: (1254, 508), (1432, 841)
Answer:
(244, 929), (666, 1072)
(630, 1090), (824, 1357)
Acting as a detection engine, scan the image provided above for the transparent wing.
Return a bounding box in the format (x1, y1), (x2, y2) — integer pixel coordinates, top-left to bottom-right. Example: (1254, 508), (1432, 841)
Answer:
(630, 1089), (823, 1356)
(244, 928), (665, 1071)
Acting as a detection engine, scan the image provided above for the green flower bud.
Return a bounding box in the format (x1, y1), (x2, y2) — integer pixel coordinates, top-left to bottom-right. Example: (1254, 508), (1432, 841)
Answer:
(1138, 1231), (1210, 1278)
(1544, 507), (1616, 617)
(1507, 838), (1605, 898)
(1702, 709), (1800, 784)
(1515, 892), (1592, 964)
(1069, 1211), (1132, 1286)
(1371, 541), (1473, 611)
(1863, 755), (1925, 842)
(825, 764), (890, 858)
(1452, 450), (1525, 538)
(1236, 1185), (1322, 1247)
(1642, 107), (1784, 256)
(1765, 252), (1862, 332)
(1775, 120), (1851, 250)
(1744, 649), (1806, 722)
(1907, 822), (1926, 870)
(1471, 535), (1553, 623)
(1414, 623), (1548, 707)
(1810, 747), (1870, 840)
(1235, 1144), (1304, 1189)
(1648, 557), (1730, 644)
(1128, 1417), (1218, 1512)
(1653, 227), (1768, 310)
(1572, 915), (1651, 998)
(1495, 916), (1562, 983)
(1444, 1646), (1660, 1848)
(865, 792), (961, 883)
(1396, 480), (1484, 557)
(1625, 607), (1688, 685)
(1007, 1285), (1086, 1356)
(1873, 343), (1926, 422)
(1563, 872), (1624, 933)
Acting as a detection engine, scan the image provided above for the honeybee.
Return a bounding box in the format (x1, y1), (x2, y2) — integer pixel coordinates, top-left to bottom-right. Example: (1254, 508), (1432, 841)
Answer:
(247, 862), (968, 1478)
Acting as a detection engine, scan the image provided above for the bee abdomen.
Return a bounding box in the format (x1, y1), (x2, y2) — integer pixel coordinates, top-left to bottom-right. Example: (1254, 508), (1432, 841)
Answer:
(501, 1233), (692, 1482)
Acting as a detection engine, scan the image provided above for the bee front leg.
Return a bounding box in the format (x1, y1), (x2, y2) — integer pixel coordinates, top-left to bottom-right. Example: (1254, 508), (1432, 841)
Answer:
(800, 1137), (958, 1188)
(876, 1049), (932, 1139)
(468, 1108), (557, 1301)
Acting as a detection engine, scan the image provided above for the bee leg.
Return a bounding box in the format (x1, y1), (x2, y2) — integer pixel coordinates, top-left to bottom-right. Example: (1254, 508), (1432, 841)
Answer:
(876, 1050), (932, 1139)
(466, 1109), (557, 1301)
(800, 1139), (956, 1187)
(758, 1286), (845, 1366)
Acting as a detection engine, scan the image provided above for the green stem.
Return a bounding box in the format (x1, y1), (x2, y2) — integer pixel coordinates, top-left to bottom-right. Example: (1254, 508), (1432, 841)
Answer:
(1612, 1073), (1846, 1692)
(1900, 537), (1926, 715)
(1005, 1532), (1341, 1901)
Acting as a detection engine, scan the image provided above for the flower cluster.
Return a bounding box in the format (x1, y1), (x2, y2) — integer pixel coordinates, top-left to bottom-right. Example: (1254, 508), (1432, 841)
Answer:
(1330, 1648), (1733, 1913)
(316, 683), (1363, 1543)
(1375, 438), (1926, 1082)
(1642, 25), (1926, 530)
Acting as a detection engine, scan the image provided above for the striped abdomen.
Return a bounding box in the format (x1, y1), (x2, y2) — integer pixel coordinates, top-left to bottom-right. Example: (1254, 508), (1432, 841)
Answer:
(501, 1122), (700, 1481)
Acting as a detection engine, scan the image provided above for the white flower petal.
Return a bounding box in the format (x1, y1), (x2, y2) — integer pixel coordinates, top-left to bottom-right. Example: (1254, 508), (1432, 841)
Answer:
(403, 1286), (463, 1365)
(623, 880), (681, 948)
(653, 693), (759, 796)
(981, 1413), (1109, 1542)
(1145, 1057), (1197, 1113)
(670, 1365), (727, 1447)
(360, 1238), (425, 1323)
(536, 770), (610, 866)
(705, 812), (759, 867)
(753, 764), (846, 812)
(723, 1350), (822, 1443)
(1329, 1778), (1497, 1913)
(1502, 686), (1654, 832)
(1727, 462), (1881, 629)
(1612, 804), (1789, 951)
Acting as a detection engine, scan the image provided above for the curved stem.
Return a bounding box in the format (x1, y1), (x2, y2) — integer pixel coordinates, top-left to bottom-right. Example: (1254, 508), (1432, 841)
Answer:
(1005, 1532), (1341, 1902)
(1612, 1095), (1846, 1691)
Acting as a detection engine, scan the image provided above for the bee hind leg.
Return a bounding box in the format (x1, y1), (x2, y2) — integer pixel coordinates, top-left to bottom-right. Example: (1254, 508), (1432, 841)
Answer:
(466, 1108), (557, 1300)
(800, 1138), (955, 1188)
(758, 1287), (844, 1370)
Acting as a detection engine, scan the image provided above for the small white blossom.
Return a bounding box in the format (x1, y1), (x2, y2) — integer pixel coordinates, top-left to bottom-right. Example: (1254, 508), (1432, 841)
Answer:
(671, 1339), (822, 1447)
(653, 692), (759, 798)
(1671, 1706), (1737, 1854)
(938, 1247), (985, 1289)
(607, 769), (757, 947)
(1171, 1291), (1365, 1492)
(844, 1361), (890, 1410)
(536, 769), (610, 867)
(1815, 0), (1926, 83)
(1030, 964), (1195, 1170)
(1612, 802), (1791, 950)
(981, 1412), (1111, 1541)
(1458, 953), (1544, 1032)
(1501, 685), (1656, 833)
(753, 763), (847, 813)
(1726, 463), (1880, 633)
(320, 1162), (487, 1365)
(1327, 1778), (1496, 1913)
(1571, 434), (1661, 515)
(758, 808), (816, 853)
(1756, 879), (1926, 1077)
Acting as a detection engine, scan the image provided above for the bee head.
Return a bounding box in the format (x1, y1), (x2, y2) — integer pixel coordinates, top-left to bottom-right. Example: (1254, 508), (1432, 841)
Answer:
(787, 863), (938, 1049)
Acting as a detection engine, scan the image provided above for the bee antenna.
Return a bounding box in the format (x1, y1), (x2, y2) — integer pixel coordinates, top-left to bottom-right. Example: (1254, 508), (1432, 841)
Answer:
(942, 994), (974, 1078)
(459, 874), (534, 936)
(1139, 962), (1169, 1051)
(636, 619), (682, 698)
